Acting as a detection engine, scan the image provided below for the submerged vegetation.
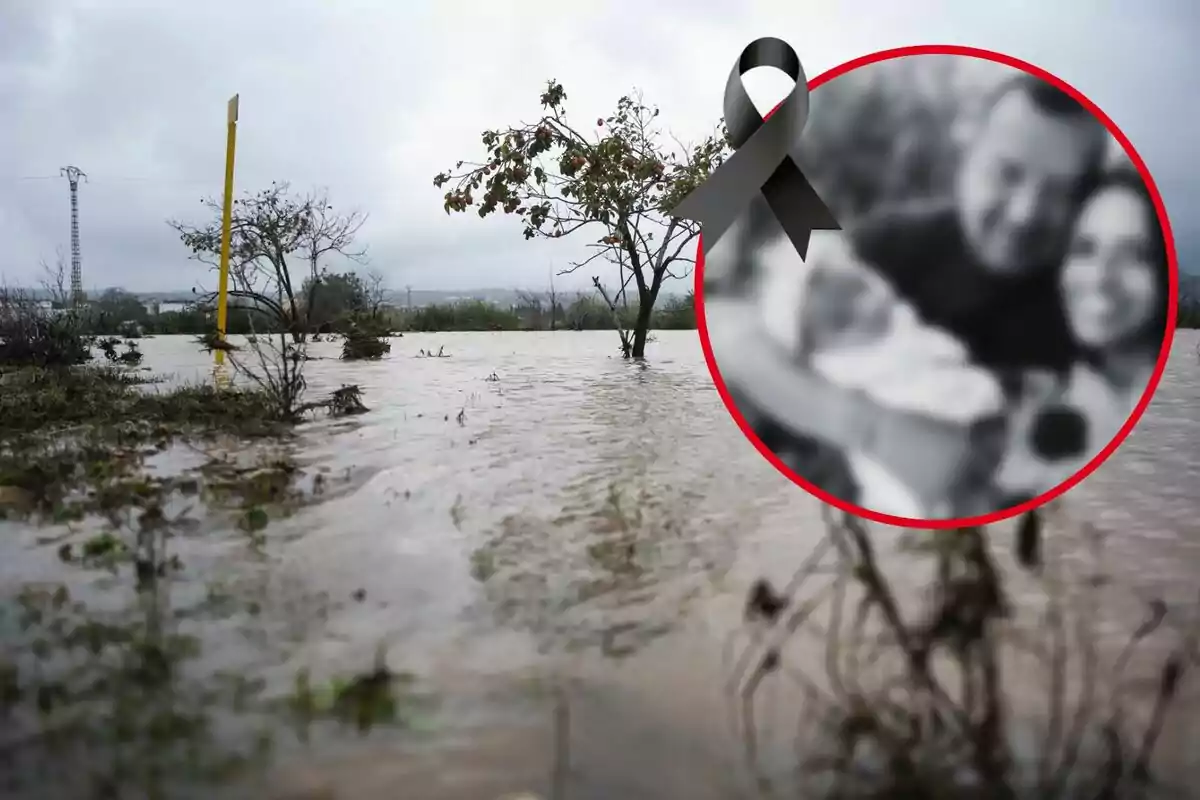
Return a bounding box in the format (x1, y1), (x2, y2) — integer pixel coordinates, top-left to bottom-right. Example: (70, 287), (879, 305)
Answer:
(0, 297), (410, 797)
(728, 508), (1199, 799)
(340, 315), (393, 361)
(0, 289), (93, 368)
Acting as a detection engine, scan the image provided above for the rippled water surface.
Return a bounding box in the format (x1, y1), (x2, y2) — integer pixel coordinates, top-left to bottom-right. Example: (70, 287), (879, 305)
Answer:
(3, 330), (1198, 799)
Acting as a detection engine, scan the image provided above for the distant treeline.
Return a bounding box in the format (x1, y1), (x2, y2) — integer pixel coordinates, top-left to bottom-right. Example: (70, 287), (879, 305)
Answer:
(164, 293), (1197, 335)
(48, 287), (697, 336)
(1178, 298), (1200, 329)
(23, 284), (1200, 336)
(402, 293), (695, 332)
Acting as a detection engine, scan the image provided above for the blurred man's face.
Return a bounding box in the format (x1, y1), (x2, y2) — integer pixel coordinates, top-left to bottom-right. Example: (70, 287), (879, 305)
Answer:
(956, 90), (1101, 276)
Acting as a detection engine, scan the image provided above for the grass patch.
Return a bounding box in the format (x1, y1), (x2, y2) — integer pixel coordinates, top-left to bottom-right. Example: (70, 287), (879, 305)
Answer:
(0, 366), (280, 440)
(0, 366), (292, 521)
(286, 646), (434, 738)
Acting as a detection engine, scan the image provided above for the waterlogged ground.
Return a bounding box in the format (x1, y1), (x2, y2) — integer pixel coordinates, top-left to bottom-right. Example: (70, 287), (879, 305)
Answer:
(1, 330), (1198, 799)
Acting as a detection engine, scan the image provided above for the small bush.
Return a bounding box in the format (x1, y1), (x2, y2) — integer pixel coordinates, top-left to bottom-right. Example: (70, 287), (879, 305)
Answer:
(341, 333), (390, 360)
(225, 332), (309, 421)
(97, 336), (143, 366)
(340, 317), (392, 361)
(0, 293), (93, 367)
(324, 384), (368, 415)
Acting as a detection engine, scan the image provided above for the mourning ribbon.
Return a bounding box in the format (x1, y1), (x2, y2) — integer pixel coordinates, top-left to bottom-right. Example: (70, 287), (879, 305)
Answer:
(672, 37), (840, 259)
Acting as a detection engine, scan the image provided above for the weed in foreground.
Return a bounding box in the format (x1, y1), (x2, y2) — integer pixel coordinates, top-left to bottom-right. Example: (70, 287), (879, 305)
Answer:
(726, 507), (1198, 799)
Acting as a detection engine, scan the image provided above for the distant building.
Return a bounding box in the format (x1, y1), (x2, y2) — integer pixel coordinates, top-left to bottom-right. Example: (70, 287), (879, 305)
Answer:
(0, 296), (69, 319)
(143, 300), (197, 315)
(0, 297), (53, 312)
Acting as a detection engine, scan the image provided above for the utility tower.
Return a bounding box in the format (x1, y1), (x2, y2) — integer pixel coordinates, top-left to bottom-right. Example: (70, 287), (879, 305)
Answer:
(60, 166), (87, 306)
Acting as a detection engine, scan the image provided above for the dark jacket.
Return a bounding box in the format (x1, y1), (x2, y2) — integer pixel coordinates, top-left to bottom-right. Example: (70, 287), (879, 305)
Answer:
(849, 200), (1076, 375)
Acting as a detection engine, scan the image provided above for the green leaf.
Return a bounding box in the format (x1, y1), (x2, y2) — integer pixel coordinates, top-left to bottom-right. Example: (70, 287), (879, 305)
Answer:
(243, 506), (269, 532)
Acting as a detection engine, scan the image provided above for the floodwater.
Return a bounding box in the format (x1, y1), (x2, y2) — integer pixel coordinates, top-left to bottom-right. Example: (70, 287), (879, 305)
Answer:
(2, 330), (1199, 799)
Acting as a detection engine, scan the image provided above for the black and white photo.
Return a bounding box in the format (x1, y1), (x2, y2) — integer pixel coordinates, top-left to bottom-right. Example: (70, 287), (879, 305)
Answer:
(702, 54), (1173, 522)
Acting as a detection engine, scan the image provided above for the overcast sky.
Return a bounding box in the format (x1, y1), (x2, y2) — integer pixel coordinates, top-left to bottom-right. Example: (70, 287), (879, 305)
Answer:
(1, 0), (1195, 294)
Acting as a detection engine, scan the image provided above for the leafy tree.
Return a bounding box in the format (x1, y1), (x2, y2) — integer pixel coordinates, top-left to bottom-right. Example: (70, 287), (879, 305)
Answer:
(434, 80), (728, 357)
(168, 183), (367, 343)
(300, 271), (369, 329)
(149, 309), (210, 335)
(654, 291), (696, 330)
(94, 289), (149, 321)
(84, 289), (149, 335)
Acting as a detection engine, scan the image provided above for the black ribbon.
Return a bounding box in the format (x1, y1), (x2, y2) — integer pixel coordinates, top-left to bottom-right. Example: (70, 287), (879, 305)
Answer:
(672, 37), (840, 260)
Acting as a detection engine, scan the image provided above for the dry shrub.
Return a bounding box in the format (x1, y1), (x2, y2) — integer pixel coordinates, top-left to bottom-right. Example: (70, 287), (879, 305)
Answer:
(726, 507), (1198, 799)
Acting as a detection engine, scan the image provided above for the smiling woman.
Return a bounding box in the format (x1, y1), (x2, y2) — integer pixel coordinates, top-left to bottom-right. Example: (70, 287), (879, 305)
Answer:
(996, 166), (1171, 497)
(1061, 169), (1169, 356)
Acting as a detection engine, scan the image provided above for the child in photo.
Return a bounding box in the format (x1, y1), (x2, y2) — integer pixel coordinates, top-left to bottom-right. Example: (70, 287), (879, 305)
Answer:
(755, 231), (1006, 518)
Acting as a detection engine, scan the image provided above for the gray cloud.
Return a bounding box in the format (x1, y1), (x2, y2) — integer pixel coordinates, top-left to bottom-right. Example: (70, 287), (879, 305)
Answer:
(1, 0), (1196, 295)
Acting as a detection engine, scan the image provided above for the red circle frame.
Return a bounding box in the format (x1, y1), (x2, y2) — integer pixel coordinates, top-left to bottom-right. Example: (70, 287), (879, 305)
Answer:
(693, 44), (1179, 530)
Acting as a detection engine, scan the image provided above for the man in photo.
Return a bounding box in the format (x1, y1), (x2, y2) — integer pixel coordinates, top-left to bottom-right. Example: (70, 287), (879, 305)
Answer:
(849, 73), (1112, 375)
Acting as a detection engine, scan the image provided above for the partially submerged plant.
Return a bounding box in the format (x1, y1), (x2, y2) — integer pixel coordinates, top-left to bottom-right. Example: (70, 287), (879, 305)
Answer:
(98, 336), (143, 366)
(288, 644), (426, 736)
(215, 322), (372, 422)
(223, 328), (308, 421)
(340, 328), (390, 361)
(726, 508), (1199, 799)
(117, 341), (144, 366)
(321, 384), (368, 416)
(0, 575), (274, 797)
(194, 329), (240, 354)
(0, 289), (93, 367)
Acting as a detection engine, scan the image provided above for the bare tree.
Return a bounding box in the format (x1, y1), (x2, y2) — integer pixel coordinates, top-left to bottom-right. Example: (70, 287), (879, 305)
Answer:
(548, 264), (558, 331)
(591, 276), (633, 356)
(38, 248), (71, 309)
(168, 182), (367, 343)
(361, 268), (388, 320)
(298, 188), (369, 329)
(514, 289), (546, 330)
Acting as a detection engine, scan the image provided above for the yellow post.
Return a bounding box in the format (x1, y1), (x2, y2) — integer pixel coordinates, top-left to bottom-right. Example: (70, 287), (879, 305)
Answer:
(214, 93), (239, 366)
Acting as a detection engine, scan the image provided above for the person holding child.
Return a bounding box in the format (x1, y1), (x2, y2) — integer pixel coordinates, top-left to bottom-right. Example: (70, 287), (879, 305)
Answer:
(710, 67), (1165, 519)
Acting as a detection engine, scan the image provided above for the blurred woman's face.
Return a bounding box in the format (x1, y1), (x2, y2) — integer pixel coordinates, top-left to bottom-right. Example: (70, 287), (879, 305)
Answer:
(1061, 186), (1160, 350)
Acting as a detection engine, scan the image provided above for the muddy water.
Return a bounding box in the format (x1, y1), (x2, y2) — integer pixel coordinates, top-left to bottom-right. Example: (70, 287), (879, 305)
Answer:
(4, 330), (1199, 799)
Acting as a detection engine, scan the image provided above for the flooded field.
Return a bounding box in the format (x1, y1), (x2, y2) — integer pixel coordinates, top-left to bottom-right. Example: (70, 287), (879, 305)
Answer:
(2, 330), (1198, 799)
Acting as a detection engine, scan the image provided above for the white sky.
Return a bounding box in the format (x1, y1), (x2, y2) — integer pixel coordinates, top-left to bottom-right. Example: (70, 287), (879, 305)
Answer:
(1, 0), (1195, 293)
